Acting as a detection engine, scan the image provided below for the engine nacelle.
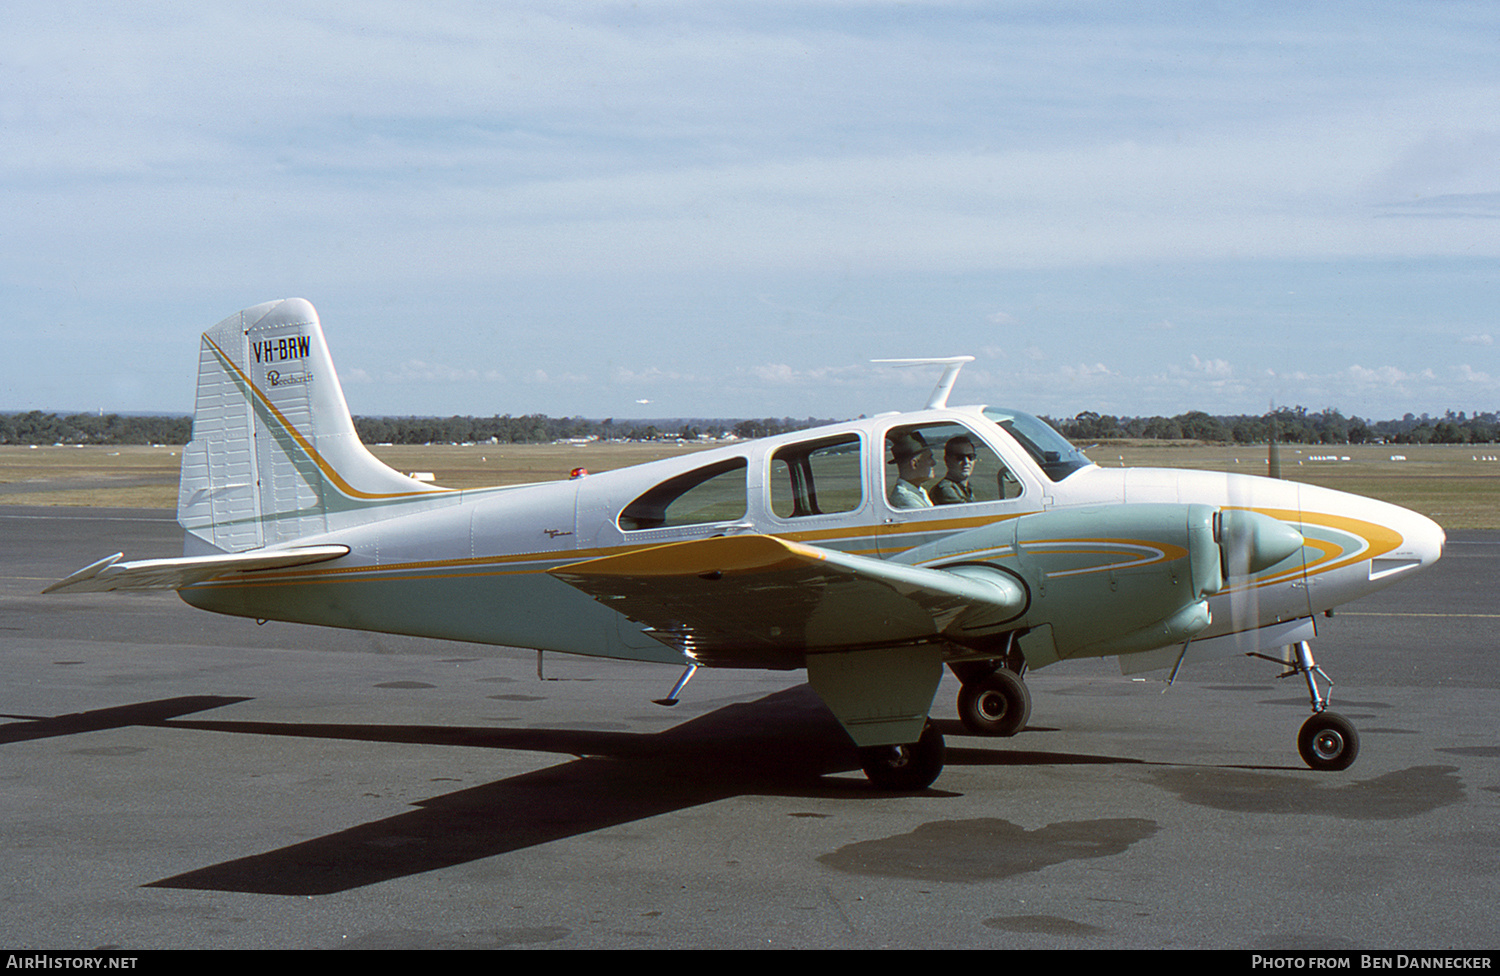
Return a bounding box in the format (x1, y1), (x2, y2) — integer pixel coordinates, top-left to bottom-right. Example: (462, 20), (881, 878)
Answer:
(899, 503), (1302, 667)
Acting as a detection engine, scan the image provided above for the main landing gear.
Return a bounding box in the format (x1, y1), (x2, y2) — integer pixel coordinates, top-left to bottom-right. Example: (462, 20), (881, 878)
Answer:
(1254, 640), (1360, 771)
(950, 648), (1031, 738)
(956, 667), (1031, 737)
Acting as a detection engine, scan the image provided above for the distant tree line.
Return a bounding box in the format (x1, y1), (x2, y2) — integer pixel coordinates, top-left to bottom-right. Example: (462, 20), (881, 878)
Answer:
(0, 411), (192, 446)
(3, 407), (1496, 447)
(1047, 407), (1500, 445)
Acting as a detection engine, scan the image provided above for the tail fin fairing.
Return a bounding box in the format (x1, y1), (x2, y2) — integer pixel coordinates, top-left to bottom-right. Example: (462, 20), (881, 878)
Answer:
(177, 299), (448, 553)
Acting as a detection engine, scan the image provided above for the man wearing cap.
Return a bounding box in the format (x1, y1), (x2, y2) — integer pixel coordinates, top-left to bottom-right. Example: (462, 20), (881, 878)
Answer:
(887, 431), (935, 508)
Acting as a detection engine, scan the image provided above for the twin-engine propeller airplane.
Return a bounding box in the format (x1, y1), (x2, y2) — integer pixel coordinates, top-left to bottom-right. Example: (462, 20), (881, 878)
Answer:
(47, 299), (1446, 790)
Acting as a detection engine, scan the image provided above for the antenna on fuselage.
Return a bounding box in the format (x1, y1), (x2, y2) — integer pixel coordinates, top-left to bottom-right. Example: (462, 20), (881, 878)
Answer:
(872, 356), (975, 410)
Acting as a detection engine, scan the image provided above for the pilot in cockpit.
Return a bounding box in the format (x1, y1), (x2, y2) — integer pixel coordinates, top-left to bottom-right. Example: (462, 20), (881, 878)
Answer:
(927, 435), (977, 505)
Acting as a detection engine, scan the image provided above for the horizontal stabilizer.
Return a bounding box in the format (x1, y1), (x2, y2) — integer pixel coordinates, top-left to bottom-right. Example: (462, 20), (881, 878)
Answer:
(44, 545), (350, 594)
(550, 534), (1025, 664)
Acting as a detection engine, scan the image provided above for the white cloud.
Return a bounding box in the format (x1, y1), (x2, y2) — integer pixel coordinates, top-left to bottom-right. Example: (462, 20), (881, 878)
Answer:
(1189, 355), (1233, 379)
(1057, 362), (1116, 382)
(1346, 365), (1429, 386)
(528, 368), (590, 386)
(378, 360), (501, 384)
(610, 365), (703, 386)
(1454, 364), (1494, 385)
(750, 363), (800, 384)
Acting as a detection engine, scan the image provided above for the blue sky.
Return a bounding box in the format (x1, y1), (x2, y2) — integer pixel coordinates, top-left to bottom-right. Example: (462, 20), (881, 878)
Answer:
(3, 2), (1496, 422)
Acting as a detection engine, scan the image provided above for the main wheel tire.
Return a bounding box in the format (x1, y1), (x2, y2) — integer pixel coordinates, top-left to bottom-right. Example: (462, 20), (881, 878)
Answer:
(957, 668), (1031, 737)
(859, 721), (945, 791)
(1298, 711), (1360, 771)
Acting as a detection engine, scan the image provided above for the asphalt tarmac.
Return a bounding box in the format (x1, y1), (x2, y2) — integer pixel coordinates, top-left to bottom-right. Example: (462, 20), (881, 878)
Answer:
(2, 506), (1497, 951)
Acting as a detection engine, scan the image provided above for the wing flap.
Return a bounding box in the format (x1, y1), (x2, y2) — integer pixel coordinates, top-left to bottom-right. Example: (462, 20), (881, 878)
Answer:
(549, 534), (1025, 664)
(44, 545), (351, 594)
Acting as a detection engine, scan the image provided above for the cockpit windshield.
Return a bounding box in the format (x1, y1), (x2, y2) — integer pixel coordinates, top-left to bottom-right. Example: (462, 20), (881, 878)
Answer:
(982, 407), (1093, 482)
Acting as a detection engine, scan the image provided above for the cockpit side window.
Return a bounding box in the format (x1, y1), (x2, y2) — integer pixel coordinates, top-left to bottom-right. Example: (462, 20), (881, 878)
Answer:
(618, 457), (748, 531)
(770, 434), (863, 518)
(982, 408), (1092, 482)
(884, 421), (1022, 508)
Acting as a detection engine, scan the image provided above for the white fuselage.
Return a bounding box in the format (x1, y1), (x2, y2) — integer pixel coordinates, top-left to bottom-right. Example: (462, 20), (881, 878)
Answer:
(178, 403), (1445, 672)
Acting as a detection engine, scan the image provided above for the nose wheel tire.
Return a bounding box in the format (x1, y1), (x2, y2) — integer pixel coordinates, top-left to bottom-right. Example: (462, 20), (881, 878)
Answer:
(859, 720), (945, 791)
(957, 668), (1031, 737)
(1297, 711), (1359, 771)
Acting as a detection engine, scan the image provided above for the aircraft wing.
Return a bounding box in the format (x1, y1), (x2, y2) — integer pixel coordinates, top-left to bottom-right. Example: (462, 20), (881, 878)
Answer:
(43, 545), (351, 594)
(549, 534), (1025, 666)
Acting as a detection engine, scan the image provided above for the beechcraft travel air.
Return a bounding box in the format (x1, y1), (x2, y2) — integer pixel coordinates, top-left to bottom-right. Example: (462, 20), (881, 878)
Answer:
(47, 299), (1446, 790)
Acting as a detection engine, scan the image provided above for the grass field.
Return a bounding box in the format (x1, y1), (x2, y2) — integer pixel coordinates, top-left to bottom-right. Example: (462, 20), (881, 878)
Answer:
(2, 439), (1495, 529)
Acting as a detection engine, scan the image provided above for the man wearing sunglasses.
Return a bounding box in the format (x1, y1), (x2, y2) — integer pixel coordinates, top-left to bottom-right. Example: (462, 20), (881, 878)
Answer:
(927, 436), (977, 506)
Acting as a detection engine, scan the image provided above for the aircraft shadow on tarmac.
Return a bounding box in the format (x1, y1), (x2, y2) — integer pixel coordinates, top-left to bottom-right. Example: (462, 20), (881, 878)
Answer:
(0, 684), (1167, 896)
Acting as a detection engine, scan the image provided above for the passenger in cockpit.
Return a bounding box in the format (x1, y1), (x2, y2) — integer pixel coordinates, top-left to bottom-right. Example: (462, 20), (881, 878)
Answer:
(887, 432), (935, 509)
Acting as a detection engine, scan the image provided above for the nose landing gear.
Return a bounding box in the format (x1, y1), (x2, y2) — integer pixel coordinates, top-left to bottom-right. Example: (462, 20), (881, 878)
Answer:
(1254, 640), (1360, 771)
(1298, 711), (1359, 771)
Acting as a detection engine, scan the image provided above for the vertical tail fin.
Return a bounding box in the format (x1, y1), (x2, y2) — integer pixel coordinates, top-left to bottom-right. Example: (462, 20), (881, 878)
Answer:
(177, 299), (446, 553)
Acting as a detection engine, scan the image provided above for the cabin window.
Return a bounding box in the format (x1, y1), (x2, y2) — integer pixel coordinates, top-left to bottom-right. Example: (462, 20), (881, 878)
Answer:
(618, 458), (749, 531)
(770, 434), (864, 518)
(884, 422), (1023, 509)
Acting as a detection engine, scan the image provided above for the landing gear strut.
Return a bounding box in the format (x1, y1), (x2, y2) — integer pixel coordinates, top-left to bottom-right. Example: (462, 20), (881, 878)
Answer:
(1255, 640), (1360, 771)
